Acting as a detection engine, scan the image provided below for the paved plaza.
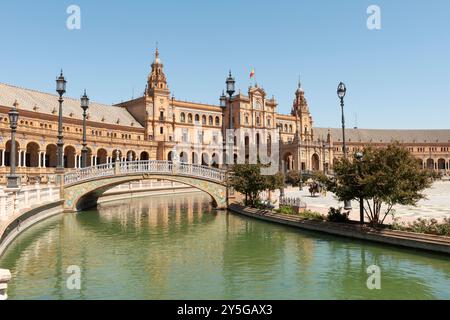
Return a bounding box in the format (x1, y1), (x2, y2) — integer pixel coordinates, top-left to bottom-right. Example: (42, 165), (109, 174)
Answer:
(282, 181), (450, 223)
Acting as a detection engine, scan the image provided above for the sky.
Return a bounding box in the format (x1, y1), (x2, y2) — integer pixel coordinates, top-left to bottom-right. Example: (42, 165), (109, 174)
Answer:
(0, 0), (449, 129)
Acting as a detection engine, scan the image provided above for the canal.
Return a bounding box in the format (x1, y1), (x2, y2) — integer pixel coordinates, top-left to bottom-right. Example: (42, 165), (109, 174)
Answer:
(0, 192), (449, 299)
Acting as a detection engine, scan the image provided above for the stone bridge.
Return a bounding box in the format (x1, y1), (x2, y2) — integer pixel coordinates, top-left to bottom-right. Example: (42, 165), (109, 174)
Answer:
(62, 160), (228, 211)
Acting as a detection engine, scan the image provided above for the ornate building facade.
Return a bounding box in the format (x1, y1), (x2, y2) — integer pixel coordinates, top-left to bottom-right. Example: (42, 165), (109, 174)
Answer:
(0, 49), (449, 184)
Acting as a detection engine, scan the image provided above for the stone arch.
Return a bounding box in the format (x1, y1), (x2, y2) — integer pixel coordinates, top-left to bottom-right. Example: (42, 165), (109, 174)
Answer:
(180, 151), (189, 163)
(5, 140), (20, 166)
(283, 152), (294, 172)
(112, 149), (122, 163)
(64, 174), (227, 212)
(201, 152), (209, 166)
(416, 158), (424, 169)
(26, 141), (40, 167)
(312, 153), (320, 171)
(211, 153), (219, 168)
(64, 145), (76, 168)
(438, 158), (446, 170)
(168, 150), (174, 161)
(140, 151), (149, 161)
(45, 144), (57, 168)
(426, 158), (434, 170)
(97, 148), (108, 164)
(191, 151), (199, 165)
(126, 150), (136, 161)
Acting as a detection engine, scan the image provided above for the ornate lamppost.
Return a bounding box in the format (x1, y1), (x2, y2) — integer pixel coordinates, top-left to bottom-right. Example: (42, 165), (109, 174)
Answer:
(225, 72), (235, 166)
(55, 71), (67, 173)
(337, 82), (352, 210)
(226, 71), (235, 130)
(6, 101), (20, 189)
(278, 124), (285, 201)
(220, 91), (227, 165)
(355, 151), (364, 225)
(80, 91), (89, 168)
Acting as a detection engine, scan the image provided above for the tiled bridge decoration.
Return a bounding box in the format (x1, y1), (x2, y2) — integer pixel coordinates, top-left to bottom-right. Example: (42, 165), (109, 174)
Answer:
(63, 160), (228, 211)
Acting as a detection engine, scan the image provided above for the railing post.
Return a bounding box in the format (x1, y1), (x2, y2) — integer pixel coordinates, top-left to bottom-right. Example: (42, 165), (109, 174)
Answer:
(0, 187), (7, 221)
(35, 180), (41, 203)
(24, 189), (29, 208)
(13, 191), (19, 214)
(114, 160), (120, 175)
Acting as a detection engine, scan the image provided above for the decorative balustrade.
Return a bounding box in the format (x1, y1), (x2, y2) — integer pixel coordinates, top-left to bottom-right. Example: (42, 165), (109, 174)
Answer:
(64, 160), (227, 186)
(0, 184), (60, 222)
(280, 196), (307, 209)
(64, 163), (115, 185)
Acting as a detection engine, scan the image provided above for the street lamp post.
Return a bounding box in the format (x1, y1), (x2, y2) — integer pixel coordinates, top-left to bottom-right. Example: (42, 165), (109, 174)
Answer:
(278, 125), (285, 201)
(55, 71), (66, 173)
(220, 91), (227, 165)
(355, 151), (364, 225)
(226, 71), (235, 166)
(6, 101), (20, 189)
(337, 82), (352, 210)
(81, 91), (89, 168)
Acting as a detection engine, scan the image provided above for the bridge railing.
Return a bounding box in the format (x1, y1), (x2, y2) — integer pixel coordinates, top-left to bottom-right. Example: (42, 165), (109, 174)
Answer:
(64, 163), (115, 185)
(0, 184), (60, 222)
(64, 160), (226, 185)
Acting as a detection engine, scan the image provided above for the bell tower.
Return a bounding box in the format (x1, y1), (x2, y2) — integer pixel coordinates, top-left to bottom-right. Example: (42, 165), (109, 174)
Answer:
(291, 79), (313, 141)
(147, 46), (169, 95)
(145, 46), (172, 142)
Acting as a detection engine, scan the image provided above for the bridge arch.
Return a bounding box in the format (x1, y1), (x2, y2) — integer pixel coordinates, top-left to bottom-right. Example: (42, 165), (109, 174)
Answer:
(63, 161), (227, 212)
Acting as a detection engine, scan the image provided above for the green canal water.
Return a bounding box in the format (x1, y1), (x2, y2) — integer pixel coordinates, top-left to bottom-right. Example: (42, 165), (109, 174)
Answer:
(0, 192), (449, 300)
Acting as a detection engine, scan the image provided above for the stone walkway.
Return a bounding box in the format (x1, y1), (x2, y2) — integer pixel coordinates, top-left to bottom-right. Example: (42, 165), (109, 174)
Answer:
(281, 181), (450, 223)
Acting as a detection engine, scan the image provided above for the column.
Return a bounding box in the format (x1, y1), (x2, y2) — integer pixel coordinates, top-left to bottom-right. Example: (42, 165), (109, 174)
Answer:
(17, 150), (22, 168)
(94, 156), (98, 166)
(38, 151), (42, 168)
(43, 152), (47, 168)
(1, 149), (5, 167)
(22, 150), (27, 167)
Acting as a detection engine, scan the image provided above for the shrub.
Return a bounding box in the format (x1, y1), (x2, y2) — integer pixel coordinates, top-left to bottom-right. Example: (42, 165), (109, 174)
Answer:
(327, 207), (349, 223)
(391, 218), (450, 236)
(277, 205), (295, 215)
(299, 210), (325, 221)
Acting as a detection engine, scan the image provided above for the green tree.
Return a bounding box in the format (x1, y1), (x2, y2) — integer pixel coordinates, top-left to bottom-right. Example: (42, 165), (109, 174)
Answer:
(317, 143), (432, 226)
(228, 164), (285, 207)
(285, 170), (302, 188)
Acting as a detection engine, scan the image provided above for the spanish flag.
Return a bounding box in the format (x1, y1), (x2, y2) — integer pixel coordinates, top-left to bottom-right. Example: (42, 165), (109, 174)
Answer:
(250, 68), (255, 79)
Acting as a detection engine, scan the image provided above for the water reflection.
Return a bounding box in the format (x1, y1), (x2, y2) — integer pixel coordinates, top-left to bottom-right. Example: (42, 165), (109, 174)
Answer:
(0, 192), (449, 300)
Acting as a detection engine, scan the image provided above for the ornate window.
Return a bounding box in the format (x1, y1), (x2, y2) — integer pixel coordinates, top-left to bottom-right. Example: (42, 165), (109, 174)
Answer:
(180, 112), (186, 123)
(209, 116), (213, 125)
(215, 116), (220, 126)
(188, 113), (193, 123)
(202, 115), (206, 125)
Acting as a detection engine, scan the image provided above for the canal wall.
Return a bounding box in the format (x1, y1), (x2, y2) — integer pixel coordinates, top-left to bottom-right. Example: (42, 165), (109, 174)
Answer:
(229, 204), (450, 255)
(0, 200), (64, 258)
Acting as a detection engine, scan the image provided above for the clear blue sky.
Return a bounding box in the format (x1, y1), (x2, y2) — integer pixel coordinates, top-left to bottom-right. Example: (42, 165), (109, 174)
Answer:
(1, 0), (449, 129)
